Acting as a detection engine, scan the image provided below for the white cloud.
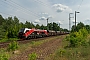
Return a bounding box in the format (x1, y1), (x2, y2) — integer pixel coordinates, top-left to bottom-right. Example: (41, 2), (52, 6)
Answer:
(53, 4), (68, 9)
(53, 4), (72, 13)
(85, 18), (90, 21)
(39, 17), (47, 20)
(39, 14), (53, 21)
(56, 8), (64, 12)
(83, 18), (90, 24)
(34, 19), (40, 23)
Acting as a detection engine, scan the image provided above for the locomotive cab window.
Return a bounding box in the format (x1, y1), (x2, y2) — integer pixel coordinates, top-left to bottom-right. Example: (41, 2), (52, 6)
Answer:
(25, 30), (29, 33)
(19, 28), (25, 33)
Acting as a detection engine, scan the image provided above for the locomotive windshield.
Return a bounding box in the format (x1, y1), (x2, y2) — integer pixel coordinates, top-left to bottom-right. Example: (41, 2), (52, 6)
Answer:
(19, 28), (25, 33)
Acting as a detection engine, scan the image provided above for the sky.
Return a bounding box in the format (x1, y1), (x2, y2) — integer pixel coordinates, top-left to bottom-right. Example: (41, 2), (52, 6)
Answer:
(0, 0), (90, 30)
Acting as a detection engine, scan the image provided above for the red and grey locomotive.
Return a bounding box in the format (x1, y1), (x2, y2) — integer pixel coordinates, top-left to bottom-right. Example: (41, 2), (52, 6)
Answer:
(18, 28), (48, 39)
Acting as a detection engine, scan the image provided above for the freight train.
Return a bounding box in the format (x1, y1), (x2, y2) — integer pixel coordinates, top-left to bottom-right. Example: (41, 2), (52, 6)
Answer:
(18, 28), (68, 39)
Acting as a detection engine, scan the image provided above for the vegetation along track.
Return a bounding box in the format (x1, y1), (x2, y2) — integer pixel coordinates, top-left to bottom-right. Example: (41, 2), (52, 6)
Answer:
(0, 35), (66, 48)
(9, 35), (66, 60)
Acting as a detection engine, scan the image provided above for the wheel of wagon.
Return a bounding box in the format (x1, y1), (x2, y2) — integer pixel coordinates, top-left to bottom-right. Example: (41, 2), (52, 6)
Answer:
(27, 36), (31, 40)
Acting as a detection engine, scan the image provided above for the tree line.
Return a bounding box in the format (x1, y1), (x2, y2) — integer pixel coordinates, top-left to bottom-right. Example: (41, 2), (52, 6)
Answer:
(71, 22), (90, 33)
(0, 15), (68, 40)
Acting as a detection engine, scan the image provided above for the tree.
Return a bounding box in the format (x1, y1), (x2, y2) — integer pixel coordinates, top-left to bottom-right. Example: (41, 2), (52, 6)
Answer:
(48, 23), (53, 30)
(76, 22), (85, 31)
(71, 25), (75, 32)
(63, 29), (69, 32)
(40, 24), (45, 30)
(19, 22), (25, 29)
(0, 15), (5, 25)
(30, 22), (35, 28)
(25, 21), (31, 28)
(13, 16), (19, 25)
(35, 24), (40, 29)
(0, 26), (6, 40)
(52, 22), (59, 31)
(71, 22), (85, 32)
(85, 25), (90, 33)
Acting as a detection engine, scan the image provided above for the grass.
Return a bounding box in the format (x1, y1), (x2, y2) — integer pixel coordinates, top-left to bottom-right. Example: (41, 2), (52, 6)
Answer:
(19, 36), (61, 52)
(0, 36), (62, 59)
(28, 52), (37, 60)
(0, 38), (18, 42)
(0, 49), (10, 60)
(45, 35), (90, 60)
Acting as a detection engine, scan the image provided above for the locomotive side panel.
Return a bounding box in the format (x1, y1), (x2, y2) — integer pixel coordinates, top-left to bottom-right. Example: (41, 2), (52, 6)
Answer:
(18, 28), (48, 39)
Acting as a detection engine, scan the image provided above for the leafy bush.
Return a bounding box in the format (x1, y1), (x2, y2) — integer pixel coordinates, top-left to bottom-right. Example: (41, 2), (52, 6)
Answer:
(56, 49), (65, 57)
(0, 49), (9, 60)
(69, 28), (88, 47)
(28, 52), (37, 60)
(65, 36), (70, 41)
(7, 41), (19, 51)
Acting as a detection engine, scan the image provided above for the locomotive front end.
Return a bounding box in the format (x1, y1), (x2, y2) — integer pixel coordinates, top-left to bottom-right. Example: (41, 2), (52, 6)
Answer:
(18, 28), (26, 39)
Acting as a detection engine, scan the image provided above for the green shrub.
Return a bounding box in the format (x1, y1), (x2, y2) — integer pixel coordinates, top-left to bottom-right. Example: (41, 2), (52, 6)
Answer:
(69, 28), (88, 47)
(65, 36), (70, 41)
(7, 41), (19, 51)
(0, 49), (9, 60)
(28, 52), (37, 60)
(56, 49), (65, 57)
(70, 37), (80, 47)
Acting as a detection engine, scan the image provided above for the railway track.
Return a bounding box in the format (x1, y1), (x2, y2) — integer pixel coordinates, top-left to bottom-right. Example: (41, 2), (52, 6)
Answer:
(0, 35), (63, 48)
(0, 42), (10, 48)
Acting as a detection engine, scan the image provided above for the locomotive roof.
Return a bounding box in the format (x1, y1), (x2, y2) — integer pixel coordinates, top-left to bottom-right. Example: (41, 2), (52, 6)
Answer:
(24, 28), (47, 32)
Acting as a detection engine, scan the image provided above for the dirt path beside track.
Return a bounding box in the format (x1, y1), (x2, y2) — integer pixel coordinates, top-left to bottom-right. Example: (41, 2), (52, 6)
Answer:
(9, 35), (66, 60)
